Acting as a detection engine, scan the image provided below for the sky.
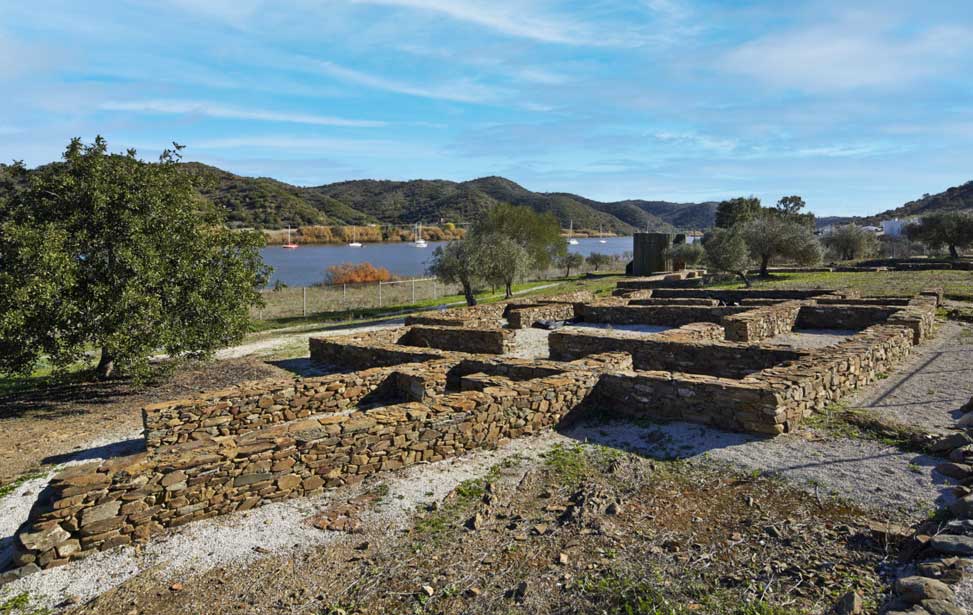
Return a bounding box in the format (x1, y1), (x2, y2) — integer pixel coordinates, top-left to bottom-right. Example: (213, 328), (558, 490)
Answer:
(2, 0), (972, 217)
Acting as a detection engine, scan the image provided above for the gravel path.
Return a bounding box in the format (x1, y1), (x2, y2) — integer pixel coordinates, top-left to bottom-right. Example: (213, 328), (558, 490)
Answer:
(216, 321), (405, 360)
(565, 420), (953, 520)
(844, 321), (973, 433)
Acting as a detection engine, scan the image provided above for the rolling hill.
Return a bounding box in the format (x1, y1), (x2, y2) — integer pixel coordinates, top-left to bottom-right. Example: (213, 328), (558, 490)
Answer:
(182, 164), (720, 233)
(816, 180), (973, 228)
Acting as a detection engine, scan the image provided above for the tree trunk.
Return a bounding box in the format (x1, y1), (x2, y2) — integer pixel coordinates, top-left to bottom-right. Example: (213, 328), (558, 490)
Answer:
(564, 266), (571, 278)
(96, 347), (115, 380)
(737, 271), (752, 288)
(759, 255), (770, 278)
(462, 282), (477, 306)
(950, 244), (959, 259)
(504, 282), (513, 299)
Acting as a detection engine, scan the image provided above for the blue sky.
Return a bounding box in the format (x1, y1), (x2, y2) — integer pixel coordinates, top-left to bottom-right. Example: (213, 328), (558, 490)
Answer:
(2, 0), (972, 216)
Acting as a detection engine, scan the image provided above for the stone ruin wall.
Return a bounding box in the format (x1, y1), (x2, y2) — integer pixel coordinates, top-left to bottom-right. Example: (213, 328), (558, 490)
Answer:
(578, 303), (753, 326)
(10, 362), (613, 573)
(6, 285), (942, 577)
(722, 300), (805, 342)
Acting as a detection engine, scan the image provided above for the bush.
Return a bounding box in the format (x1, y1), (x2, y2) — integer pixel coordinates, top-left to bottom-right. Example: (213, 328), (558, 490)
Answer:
(323, 262), (393, 285)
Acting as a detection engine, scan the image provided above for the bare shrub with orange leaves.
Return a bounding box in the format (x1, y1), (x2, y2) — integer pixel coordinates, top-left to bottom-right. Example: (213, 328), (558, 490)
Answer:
(323, 262), (394, 285)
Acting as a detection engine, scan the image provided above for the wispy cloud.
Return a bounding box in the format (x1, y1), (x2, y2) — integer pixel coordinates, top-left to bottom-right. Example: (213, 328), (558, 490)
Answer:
(192, 135), (441, 157)
(351, 0), (591, 45)
(723, 17), (973, 92)
(100, 100), (387, 127)
(303, 58), (503, 104)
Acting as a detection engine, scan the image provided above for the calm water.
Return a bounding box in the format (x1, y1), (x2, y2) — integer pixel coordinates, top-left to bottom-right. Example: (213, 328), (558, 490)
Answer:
(261, 236), (633, 286)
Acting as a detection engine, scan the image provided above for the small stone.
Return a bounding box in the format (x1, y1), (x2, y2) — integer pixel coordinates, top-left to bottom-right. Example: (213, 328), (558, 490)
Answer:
(919, 599), (965, 615)
(466, 587), (481, 597)
(420, 585), (435, 597)
(170, 582), (184, 592)
(533, 524), (549, 536)
(929, 433), (972, 453)
(929, 535), (973, 556)
(934, 463), (973, 480)
(558, 552), (569, 565)
(831, 590), (862, 614)
(467, 513), (484, 531)
(948, 495), (973, 518)
(895, 576), (954, 603)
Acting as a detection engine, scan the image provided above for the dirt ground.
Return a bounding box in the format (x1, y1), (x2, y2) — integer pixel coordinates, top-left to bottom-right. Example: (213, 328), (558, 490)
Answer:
(0, 358), (290, 484)
(71, 445), (896, 615)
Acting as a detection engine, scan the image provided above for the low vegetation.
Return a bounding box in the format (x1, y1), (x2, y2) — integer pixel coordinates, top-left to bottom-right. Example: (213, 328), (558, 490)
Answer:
(323, 262), (394, 285)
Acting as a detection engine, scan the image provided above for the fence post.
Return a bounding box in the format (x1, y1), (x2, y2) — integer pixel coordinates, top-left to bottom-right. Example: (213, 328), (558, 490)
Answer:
(343, 283), (346, 305)
(302, 287), (307, 318)
(411, 278), (416, 304)
(378, 281), (382, 307)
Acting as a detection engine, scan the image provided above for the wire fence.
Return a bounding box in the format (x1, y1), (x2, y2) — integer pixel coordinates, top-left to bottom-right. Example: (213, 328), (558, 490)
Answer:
(253, 277), (463, 320)
(253, 253), (632, 321)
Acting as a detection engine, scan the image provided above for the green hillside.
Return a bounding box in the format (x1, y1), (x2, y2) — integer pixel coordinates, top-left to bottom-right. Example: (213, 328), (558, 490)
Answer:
(2, 161), (718, 232)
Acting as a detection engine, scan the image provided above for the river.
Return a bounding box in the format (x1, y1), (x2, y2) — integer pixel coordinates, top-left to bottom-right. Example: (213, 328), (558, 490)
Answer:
(261, 236), (634, 286)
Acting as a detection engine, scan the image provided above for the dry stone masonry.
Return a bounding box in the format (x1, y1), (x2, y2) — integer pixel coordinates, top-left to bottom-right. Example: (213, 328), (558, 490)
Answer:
(3, 284), (943, 580)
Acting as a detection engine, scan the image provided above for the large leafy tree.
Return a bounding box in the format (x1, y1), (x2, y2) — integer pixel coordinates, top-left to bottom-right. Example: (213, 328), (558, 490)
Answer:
(714, 196), (761, 229)
(739, 213), (822, 277)
(906, 212), (973, 258)
(0, 137), (268, 380)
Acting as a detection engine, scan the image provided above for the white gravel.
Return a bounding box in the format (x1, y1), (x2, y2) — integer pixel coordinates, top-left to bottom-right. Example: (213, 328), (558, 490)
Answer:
(844, 321), (973, 433)
(764, 328), (856, 349)
(0, 430), (145, 572)
(0, 432), (564, 610)
(564, 420), (954, 519)
(564, 323), (673, 335)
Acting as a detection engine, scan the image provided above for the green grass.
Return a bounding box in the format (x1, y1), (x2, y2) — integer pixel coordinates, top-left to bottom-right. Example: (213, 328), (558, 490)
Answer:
(543, 443), (623, 486)
(572, 573), (804, 615)
(0, 471), (48, 500)
(706, 270), (973, 301)
(803, 402), (931, 451)
(0, 357), (91, 397)
(0, 593), (53, 615)
(250, 275), (623, 333)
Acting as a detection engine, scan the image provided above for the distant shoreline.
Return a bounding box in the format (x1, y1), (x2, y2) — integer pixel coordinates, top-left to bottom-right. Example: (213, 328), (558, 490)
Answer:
(261, 224), (624, 245)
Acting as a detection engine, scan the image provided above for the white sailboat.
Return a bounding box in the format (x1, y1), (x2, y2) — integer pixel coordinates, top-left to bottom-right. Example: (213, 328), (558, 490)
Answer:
(567, 220), (579, 246)
(414, 222), (427, 248)
(348, 226), (362, 248)
(599, 224), (607, 244)
(283, 227), (299, 249)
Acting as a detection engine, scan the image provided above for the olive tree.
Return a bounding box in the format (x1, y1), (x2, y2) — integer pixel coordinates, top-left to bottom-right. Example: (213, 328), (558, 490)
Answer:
(475, 234), (533, 298)
(905, 212), (973, 258)
(586, 252), (612, 272)
(823, 225), (880, 261)
(739, 213), (822, 277)
(702, 228), (753, 287)
(428, 240), (480, 306)
(558, 253), (585, 277)
(666, 242), (705, 269)
(0, 137), (267, 381)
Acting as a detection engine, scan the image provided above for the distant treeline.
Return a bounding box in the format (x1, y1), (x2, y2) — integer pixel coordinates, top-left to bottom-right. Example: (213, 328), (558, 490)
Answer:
(264, 224), (467, 245)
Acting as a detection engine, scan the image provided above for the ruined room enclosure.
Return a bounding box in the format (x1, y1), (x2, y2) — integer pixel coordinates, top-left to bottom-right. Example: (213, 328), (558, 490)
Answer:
(3, 285), (941, 579)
